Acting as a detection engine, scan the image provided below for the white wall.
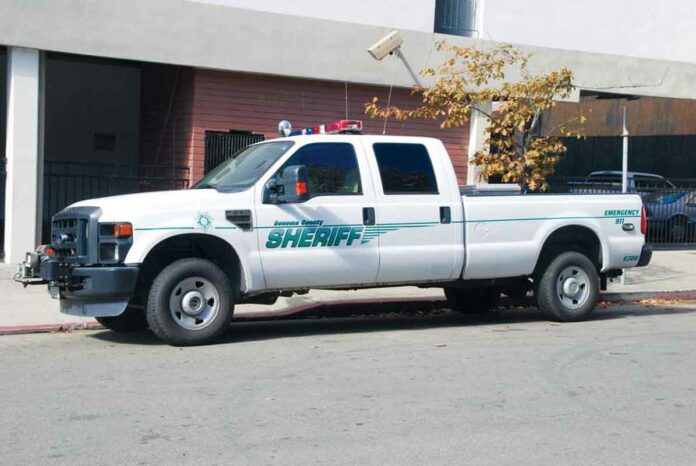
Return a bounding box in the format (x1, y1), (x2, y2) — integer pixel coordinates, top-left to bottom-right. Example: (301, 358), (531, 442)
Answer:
(4, 47), (41, 263)
(189, 0), (436, 32)
(481, 0), (696, 64)
(1, 1), (695, 99)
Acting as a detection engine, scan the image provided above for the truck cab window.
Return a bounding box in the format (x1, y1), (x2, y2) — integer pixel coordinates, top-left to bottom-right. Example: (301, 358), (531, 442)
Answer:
(373, 143), (438, 194)
(280, 142), (362, 196)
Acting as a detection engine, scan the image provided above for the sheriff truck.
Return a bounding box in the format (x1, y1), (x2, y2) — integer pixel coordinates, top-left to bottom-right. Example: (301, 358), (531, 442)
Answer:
(18, 120), (651, 346)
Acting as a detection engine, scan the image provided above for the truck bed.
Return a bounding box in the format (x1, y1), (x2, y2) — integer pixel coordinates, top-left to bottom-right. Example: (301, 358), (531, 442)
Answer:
(461, 193), (644, 279)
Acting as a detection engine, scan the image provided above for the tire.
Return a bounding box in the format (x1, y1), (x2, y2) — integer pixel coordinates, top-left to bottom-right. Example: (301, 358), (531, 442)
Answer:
(95, 307), (147, 333)
(535, 251), (599, 322)
(445, 287), (500, 314)
(146, 258), (233, 346)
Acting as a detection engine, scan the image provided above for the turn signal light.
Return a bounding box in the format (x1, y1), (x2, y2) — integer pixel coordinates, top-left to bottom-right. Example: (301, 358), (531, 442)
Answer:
(37, 245), (55, 256)
(295, 181), (308, 196)
(113, 223), (133, 238)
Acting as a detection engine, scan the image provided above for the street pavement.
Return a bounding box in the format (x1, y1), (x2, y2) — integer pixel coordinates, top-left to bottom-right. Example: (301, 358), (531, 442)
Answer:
(1, 302), (696, 465)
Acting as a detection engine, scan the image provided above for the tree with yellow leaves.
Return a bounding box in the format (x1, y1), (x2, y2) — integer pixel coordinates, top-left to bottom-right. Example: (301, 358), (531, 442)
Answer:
(365, 42), (585, 191)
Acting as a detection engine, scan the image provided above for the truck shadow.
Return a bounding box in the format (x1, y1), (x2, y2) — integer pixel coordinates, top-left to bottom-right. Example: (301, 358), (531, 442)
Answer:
(91, 302), (696, 346)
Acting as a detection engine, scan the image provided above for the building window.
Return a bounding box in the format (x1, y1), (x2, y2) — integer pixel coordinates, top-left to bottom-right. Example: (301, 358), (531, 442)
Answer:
(204, 130), (265, 174)
(373, 143), (439, 195)
(434, 0), (477, 37)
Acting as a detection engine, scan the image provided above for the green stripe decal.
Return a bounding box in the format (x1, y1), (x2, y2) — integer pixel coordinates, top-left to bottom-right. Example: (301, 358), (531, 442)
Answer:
(464, 215), (640, 223)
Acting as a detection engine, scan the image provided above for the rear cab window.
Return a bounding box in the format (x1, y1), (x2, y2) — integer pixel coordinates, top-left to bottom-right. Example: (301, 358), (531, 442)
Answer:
(372, 143), (439, 195)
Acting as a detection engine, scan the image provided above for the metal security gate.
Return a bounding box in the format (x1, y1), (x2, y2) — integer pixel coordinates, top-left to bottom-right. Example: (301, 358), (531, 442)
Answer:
(204, 130), (265, 174)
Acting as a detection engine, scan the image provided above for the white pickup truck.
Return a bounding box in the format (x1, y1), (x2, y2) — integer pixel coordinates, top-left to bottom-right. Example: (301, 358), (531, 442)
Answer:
(19, 121), (651, 345)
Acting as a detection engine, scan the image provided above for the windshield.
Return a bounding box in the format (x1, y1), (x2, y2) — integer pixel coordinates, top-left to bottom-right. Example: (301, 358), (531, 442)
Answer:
(193, 141), (295, 190)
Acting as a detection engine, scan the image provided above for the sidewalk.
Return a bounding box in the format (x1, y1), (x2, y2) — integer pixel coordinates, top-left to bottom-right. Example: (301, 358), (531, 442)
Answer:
(1, 250), (694, 333)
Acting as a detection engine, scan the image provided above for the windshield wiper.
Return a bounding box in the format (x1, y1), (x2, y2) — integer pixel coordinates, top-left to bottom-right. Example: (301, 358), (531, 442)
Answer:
(193, 183), (217, 190)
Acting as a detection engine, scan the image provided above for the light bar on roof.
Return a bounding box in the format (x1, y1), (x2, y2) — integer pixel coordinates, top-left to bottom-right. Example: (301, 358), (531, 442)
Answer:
(282, 120), (363, 136)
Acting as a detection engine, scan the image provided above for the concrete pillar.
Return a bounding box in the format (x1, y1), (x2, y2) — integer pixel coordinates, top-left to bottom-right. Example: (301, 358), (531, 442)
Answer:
(4, 47), (42, 263)
(466, 102), (492, 185)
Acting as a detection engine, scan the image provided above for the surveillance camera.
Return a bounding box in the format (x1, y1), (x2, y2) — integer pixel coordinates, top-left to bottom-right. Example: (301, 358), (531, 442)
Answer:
(367, 30), (404, 61)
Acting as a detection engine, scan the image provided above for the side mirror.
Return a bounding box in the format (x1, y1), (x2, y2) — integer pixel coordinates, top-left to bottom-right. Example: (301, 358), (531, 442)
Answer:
(266, 165), (310, 204)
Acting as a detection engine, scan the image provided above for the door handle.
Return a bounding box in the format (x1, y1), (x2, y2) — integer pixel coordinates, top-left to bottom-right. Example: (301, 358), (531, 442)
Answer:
(440, 206), (451, 224)
(363, 207), (376, 226)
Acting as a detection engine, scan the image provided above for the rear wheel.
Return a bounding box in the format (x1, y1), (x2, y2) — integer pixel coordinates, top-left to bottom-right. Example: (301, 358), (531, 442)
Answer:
(535, 251), (599, 322)
(146, 258), (233, 346)
(445, 287), (500, 314)
(95, 307), (147, 332)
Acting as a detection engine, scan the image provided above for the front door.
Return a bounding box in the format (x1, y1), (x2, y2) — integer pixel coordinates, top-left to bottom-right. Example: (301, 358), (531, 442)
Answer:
(255, 141), (379, 289)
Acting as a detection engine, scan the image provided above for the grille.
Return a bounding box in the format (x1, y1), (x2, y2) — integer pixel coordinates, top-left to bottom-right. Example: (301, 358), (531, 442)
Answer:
(51, 218), (87, 258)
(50, 206), (102, 264)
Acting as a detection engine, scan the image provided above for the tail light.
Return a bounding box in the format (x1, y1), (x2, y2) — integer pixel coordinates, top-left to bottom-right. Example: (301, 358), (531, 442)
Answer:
(640, 206), (647, 235)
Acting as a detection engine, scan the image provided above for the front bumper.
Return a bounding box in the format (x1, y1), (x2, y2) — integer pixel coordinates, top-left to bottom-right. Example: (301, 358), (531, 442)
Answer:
(637, 244), (652, 267)
(57, 266), (139, 317)
(19, 255), (139, 317)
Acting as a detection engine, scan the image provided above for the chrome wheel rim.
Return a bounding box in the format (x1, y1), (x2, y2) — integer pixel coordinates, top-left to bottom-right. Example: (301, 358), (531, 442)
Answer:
(556, 266), (590, 310)
(169, 277), (220, 330)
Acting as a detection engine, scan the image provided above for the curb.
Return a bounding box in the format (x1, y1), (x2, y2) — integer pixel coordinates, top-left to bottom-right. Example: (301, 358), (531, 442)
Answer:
(0, 321), (103, 336)
(1, 290), (695, 336)
(600, 289), (696, 303)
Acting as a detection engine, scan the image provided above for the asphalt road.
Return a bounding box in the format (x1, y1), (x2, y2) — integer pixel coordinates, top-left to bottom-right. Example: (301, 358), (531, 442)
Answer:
(1, 303), (696, 465)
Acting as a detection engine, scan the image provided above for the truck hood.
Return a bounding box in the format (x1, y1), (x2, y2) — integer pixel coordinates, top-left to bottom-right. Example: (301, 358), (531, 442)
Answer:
(69, 188), (253, 225)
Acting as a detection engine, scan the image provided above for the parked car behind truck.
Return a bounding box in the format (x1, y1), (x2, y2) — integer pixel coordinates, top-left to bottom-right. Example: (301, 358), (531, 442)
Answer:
(644, 190), (696, 243)
(18, 120), (652, 346)
(567, 171), (675, 198)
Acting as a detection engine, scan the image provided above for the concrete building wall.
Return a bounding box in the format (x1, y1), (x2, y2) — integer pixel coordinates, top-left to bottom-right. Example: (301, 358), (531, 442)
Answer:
(481, 0), (696, 64)
(1, 1), (695, 100)
(190, 0), (437, 33)
(187, 70), (470, 183)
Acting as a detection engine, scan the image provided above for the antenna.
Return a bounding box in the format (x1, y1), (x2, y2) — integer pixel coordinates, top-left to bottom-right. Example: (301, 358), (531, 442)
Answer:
(383, 58), (397, 135)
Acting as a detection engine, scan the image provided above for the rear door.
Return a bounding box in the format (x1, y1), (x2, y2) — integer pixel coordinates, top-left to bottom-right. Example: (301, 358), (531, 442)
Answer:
(363, 140), (461, 284)
(255, 141), (380, 289)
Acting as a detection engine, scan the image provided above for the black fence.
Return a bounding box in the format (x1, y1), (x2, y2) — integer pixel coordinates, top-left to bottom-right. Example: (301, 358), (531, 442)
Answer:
(204, 130), (264, 174)
(43, 161), (189, 242)
(547, 176), (696, 248)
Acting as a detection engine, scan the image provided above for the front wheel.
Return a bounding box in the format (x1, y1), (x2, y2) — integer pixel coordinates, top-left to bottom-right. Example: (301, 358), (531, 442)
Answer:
(146, 258), (233, 346)
(535, 251), (599, 322)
